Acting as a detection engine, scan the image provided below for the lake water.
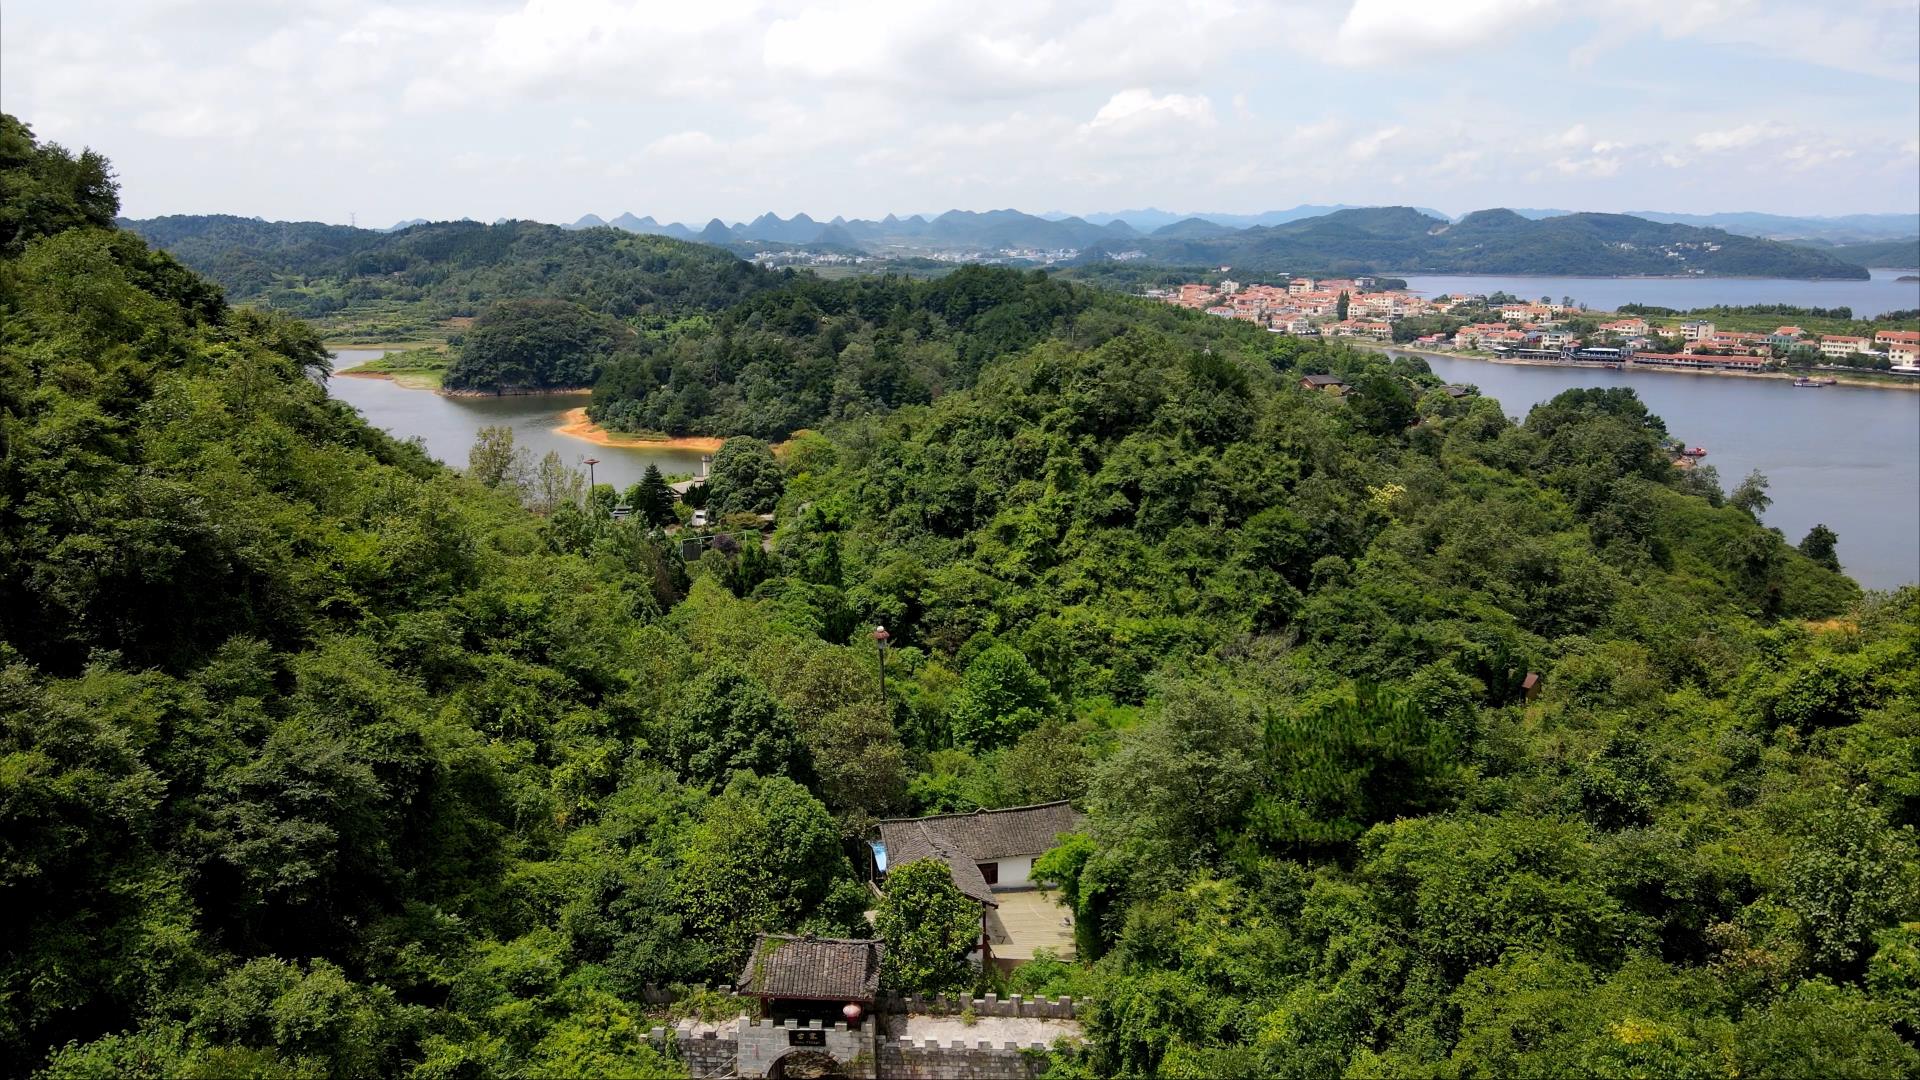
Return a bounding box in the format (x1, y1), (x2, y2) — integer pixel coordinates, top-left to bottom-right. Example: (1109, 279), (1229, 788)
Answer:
(326, 350), (708, 491)
(1405, 352), (1920, 590)
(1399, 268), (1920, 318)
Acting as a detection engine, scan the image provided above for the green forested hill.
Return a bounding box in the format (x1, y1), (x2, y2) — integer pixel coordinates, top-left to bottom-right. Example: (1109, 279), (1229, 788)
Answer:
(1799, 236), (1920, 269)
(1095, 206), (1873, 279)
(8, 114), (1918, 1080)
(120, 213), (774, 334)
(586, 265), (1269, 439)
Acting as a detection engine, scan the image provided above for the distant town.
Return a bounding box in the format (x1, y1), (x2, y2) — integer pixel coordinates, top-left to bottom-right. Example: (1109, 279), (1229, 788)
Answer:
(1149, 277), (1920, 376)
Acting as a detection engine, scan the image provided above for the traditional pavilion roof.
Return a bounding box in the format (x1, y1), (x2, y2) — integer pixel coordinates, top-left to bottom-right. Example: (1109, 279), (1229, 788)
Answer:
(738, 934), (884, 1002)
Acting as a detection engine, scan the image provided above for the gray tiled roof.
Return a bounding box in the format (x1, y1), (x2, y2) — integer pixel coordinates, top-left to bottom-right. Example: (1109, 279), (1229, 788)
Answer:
(875, 801), (1084, 905)
(738, 934), (883, 1001)
(882, 821), (997, 904)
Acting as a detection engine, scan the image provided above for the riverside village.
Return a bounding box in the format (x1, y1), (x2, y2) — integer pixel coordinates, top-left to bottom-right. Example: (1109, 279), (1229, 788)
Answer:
(1151, 277), (1920, 377)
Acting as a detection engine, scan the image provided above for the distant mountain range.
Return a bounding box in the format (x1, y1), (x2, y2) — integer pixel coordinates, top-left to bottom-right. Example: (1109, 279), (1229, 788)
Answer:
(1080, 206), (1868, 279)
(125, 204), (1882, 284)
(553, 204), (1871, 278)
(564, 207), (1141, 252)
(571, 204), (1915, 251)
(1504, 209), (1918, 244)
(1042, 205), (1455, 232)
(1791, 236), (1920, 269)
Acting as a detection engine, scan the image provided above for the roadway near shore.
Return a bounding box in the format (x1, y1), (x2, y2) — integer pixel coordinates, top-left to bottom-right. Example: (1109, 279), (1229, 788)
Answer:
(1350, 341), (1920, 391)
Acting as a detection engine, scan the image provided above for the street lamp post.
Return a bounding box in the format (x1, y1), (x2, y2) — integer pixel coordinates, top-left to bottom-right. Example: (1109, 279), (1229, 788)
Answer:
(583, 457), (600, 490)
(872, 625), (890, 711)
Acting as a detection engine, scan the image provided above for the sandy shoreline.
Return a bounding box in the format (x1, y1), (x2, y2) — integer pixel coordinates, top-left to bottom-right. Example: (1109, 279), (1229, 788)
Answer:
(1357, 342), (1920, 392)
(554, 408), (727, 452)
(442, 386), (594, 398)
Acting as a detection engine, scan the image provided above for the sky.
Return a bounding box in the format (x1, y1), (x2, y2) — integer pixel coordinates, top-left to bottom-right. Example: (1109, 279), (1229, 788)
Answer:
(4, 0), (1918, 226)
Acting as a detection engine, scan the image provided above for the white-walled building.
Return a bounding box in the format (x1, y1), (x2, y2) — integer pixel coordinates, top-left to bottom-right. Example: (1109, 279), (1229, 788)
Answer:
(1820, 335), (1874, 359)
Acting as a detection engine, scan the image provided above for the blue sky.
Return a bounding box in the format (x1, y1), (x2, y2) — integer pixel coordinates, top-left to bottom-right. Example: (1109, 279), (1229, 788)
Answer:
(4, 0), (1916, 225)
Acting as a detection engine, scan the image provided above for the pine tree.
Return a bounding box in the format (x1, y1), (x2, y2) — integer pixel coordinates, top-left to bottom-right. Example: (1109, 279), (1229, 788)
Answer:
(637, 464), (674, 525)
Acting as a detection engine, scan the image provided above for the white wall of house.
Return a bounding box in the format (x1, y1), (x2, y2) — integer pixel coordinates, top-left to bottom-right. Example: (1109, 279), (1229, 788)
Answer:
(984, 855), (1036, 889)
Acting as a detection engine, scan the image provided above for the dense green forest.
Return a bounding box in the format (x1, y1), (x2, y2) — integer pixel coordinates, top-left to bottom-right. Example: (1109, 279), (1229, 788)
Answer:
(586, 267), (1276, 439)
(120, 213), (774, 341)
(442, 300), (634, 393)
(8, 114), (1919, 1079)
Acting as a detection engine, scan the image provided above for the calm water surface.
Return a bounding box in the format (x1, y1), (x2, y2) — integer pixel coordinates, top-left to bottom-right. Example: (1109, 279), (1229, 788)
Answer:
(1399, 268), (1920, 318)
(327, 350), (706, 490)
(1405, 352), (1920, 590)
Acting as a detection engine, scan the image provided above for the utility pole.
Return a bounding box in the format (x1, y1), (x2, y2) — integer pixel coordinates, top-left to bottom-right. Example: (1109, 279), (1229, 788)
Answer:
(872, 625), (890, 712)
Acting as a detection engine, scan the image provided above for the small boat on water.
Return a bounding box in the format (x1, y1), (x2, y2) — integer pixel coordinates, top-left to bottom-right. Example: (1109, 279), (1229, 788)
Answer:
(1682, 447), (1708, 457)
(1793, 376), (1838, 387)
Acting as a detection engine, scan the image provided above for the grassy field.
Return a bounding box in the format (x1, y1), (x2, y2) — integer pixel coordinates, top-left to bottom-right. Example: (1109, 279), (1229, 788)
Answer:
(333, 346), (451, 390)
(1666, 311), (1920, 336)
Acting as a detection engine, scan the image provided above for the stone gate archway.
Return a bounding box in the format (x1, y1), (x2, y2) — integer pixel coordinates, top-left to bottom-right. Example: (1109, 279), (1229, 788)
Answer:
(768, 1048), (846, 1080)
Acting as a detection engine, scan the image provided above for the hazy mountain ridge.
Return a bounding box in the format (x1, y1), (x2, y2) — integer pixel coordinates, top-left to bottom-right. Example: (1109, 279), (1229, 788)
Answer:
(1786, 236), (1920, 269)
(551, 205), (1880, 275)
(1626, 211), (1920, 244)
(132, 203), (1875, 281)
(1083, 206), (1872, 279)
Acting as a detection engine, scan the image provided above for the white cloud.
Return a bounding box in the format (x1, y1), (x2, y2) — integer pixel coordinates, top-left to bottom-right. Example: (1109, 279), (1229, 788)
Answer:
(1347, 126), (1402, 160)
(134, 103), (260, 139)
(643, 131), (722, 159)
(1335, 0), (1920, 82)
(1691, 123), (1781, 152)
(761, 0), (1288, 96)
(1, 0), (1914, 222)
(1336, 0), (1559, 66)
(1080, 89), (1216, 134)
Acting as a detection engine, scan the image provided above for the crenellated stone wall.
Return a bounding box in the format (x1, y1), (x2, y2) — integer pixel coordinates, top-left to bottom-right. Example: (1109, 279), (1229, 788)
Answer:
(647, 1017), (880, 1079)
(636, 984), (1078, 1019)
(635, 987), (1078, 1077)
(644, 1023), (736, 1077)
(877, 991), (1077, 1019)
(876, 1038), (1051, 1080)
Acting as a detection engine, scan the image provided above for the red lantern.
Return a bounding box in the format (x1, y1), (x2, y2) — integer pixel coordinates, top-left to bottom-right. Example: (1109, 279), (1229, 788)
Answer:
(843, 1002), (863, 1021)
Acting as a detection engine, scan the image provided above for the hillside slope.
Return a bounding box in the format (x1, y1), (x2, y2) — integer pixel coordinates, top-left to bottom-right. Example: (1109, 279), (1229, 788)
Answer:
(9, 112), (1916, 1080)
(121, 214), (774, 335)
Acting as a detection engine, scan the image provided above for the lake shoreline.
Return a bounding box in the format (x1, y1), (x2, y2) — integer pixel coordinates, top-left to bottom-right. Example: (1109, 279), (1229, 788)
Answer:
(442, 386), (594, 399)
(1387, 271), (1875, 283)
(1357, 342), (1920, 392)
(554, 408), (728, 452)
(335, 364), (595, 399)
(335, 367), (443, 392)
(1394, 268), (1920, 320)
